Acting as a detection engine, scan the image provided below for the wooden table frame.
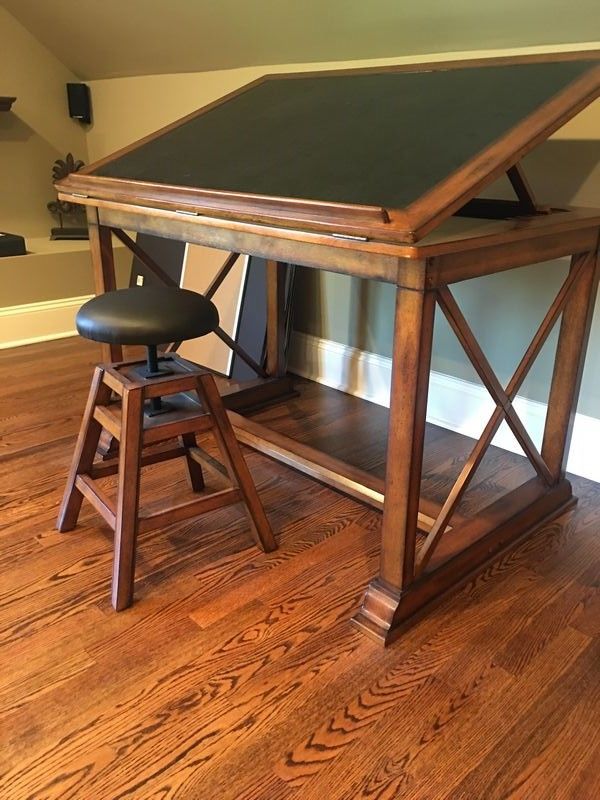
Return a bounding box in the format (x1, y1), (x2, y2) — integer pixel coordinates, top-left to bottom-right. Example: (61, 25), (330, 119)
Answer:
(56, 53), (600, 643)
(74, 195), (600, 645)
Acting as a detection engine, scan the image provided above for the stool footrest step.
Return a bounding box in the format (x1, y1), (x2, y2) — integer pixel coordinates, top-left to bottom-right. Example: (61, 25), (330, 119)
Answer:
(94, 400), (214, 445)
(89, 444), (188, 479)
(138, 487), (242, 533)
(141, 412), (213, 445)
(94, 405), (121, 441)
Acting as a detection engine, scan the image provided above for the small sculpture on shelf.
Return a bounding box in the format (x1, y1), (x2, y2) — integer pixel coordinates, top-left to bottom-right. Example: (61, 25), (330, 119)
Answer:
(47, 153), (88, 240)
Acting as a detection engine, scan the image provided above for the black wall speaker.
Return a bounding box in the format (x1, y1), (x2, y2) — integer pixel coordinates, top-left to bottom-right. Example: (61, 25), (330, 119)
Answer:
(66, 83), (91, 124)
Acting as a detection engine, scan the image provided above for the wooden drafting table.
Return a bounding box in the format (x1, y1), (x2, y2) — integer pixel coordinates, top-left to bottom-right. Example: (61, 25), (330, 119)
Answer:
(58, 52), (600, 644)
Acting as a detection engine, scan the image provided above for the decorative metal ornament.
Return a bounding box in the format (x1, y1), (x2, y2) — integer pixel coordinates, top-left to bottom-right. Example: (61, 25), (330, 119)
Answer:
(47, 153), (88, 239)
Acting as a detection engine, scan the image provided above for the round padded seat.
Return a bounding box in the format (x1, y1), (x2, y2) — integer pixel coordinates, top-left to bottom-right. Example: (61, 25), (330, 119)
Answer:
(76, 287), (219, 346)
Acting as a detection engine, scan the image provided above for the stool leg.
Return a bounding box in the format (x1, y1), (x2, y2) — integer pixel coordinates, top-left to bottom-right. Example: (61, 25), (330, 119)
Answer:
(112, 386), (144, 611)
(180, 432), (205, 492)
(196, 374), (277, 553)
(57, 367), (111, 532)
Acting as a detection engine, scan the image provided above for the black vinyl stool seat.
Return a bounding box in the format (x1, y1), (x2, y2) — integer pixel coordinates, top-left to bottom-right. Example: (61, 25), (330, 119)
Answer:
(77, 286), (220, 410)
(75, 286), (219, 394)
(76, 286), (219, 346)
(58, 285), (276, 611)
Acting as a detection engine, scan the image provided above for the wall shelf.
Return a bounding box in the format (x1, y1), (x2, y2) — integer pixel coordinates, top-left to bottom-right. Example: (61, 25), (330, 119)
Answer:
(0, 97), (16, 111)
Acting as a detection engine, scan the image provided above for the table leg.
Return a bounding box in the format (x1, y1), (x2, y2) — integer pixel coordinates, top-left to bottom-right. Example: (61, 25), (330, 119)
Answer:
(86, 208), (123, 458)
(266, 259), (287, 378)
(86, 207), (123, 363)
(352, 282), (436, 644)
(541, 246), (600, 481)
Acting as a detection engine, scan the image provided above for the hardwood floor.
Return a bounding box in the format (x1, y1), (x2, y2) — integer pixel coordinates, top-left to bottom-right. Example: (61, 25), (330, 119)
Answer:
(1, 337), (598, 800)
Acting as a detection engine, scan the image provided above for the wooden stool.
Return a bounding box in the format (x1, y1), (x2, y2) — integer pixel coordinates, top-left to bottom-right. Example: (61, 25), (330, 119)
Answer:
(57, 287), (276, 610)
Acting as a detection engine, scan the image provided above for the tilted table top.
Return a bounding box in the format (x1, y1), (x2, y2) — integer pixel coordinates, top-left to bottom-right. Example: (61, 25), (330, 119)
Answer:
(60, 54), (600, 244)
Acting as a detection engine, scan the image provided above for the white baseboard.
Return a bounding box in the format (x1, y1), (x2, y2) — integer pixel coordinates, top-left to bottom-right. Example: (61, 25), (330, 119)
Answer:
(0, 295), (92, 350)
(289, 331), (600, 483)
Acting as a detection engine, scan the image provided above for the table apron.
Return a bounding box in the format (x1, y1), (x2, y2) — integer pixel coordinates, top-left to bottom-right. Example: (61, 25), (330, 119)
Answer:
(97, 205), (411, 285)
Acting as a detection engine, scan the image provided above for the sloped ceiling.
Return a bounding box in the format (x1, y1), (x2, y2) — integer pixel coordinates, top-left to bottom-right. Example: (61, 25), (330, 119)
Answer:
(3, 0), (599, 80)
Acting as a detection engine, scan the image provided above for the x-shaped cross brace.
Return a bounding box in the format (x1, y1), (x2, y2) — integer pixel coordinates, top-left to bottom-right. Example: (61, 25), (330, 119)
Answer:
(416, 252), (589, 574)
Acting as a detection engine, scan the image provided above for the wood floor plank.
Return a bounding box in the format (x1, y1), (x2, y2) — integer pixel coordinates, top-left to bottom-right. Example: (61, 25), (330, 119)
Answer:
(1, 337), (598, 800)
(338, 625), (591, 800)
(5, 583), (359, 796)
(189, 513), (376, 628)
(558, 737), (600, 800)
(447, 635), (599, 800)
(571, 587), (600, 637)
(271, 567), (541, 790)
(494, 577), (596, 675)
(2, 519), (375, 789)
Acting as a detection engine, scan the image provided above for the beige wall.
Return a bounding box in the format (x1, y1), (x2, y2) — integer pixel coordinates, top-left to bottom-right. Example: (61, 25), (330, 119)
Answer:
(6, 0), (596, 80)
(0, 241), (130, 308)
(0, 7), (88, 240)
(85, 44), (600, 163)
(0, 8), (102, 312)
